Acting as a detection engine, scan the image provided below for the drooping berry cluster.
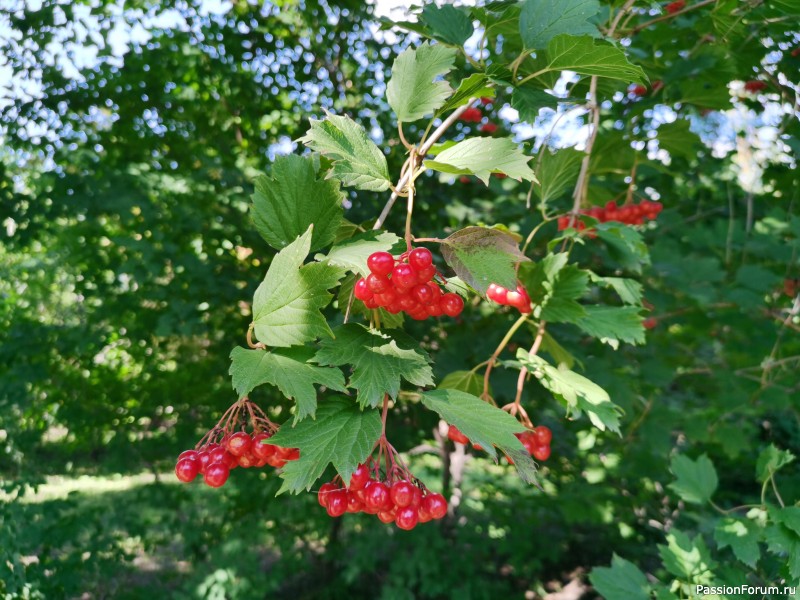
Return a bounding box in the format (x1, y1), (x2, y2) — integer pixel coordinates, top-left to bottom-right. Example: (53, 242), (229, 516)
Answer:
(557, 200), (663, 232)
(354, 248), (465, 320)
(317, 445), (448, 530)
(486, 282), (532, 314)
(448, 424), (552, 462)
(174, 398), (299, 488)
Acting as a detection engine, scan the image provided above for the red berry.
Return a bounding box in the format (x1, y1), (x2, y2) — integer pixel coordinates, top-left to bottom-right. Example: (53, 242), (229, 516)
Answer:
(532, 445), (551, 461)
(373, 290), (396, 307)
(318, 482), (338, 508)
(346, 492), (364, 513)
(441, 293), (464, 317)
(209, 446), (237, 469)
(326, 489), (348, 517)
(448, 424), (469, 445)
(416, 264), (437, 282)
(532, 425), (552, 446)
(175, 457), (199, 482)
(178, 449), (199, 462)
(364, 481), (391, 511)
(643, 317), (658, 329)
(479, 122), (498, 134)
(398, 294), (417, 311)
(487, 283), (508, 304)
(666, 0), (685, 14)
(459, 107), (483, 123)
(196, 450), (212, 474)
(252, 432), (277, 460)
(363, 296), (379, 309)
(238, 452), (259, 468)
(417, 503), (433, 523)
(631, 84), (648, 97)
(226, 431), (252, 457)
(744, 80), (768, 93)
(354, 278), (372, 301)
(422, 493), (448, 520)
(426, 302), (444, 318)
(390, 480), (416, 508)
(204, 462), (230, 488)
(366, 273), (390, 294)
(391, 263), (418, 289)
(412, 283), (434, 305)
(367, 251), (395, 276)
(377, 509), (397, 524)
(349, 464), (371, 491)
(395, 506), (419, 530)
(408, 247), (433, 271)
(459, 175), (471, 184)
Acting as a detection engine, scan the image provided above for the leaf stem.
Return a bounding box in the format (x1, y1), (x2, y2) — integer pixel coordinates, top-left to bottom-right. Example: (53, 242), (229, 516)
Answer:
(513, 320), (547, 410)
(482, 313), (530, 401)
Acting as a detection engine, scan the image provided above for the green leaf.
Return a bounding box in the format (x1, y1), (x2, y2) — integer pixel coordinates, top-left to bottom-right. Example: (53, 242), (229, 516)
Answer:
(425, 137), (537, 185)
(438, 370), (485, 397)
(714, 518), (761, 568)
(520, 0), (600, 49)
(319, 230), (402, 277)
(590, 273), (644, 306)
(764, 521), (800, 580)
(539, 330), (578, 369)
(656, 119), (702, 160)
(439, 74), (494, 114)
(594, 221), (650, 273)
(589, 554), (651, 600)
(252, 226), (346, 347)
(511, 87), (561, 123)
(440, 226), (529, 294)
(668, 454), (718, 505)
(252, 154), (344, 252)
(315, 324), (434, 408)
(297, 112), (391, 192)
(756, 444), (796, 483)
(419, 4), (474, 46)
(516, 350), (621, 434)
(576, 306), (645, 348)
(531, 147), (584, 203)
(519, 254), (589, 323)
(229, 346), (347, 423)
(773, 507), (800, 538)
(268, 397), (381, 494)
(421, 389), (538, 483)
(658, 530), (717, 582)
(544, 35), (646, 83)
(386, 42), (457, 122)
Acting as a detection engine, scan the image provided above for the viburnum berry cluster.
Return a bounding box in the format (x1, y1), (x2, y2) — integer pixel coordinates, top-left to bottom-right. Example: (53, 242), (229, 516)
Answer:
(557, 200), (663, 232)
(486, 282), (532, 314)
(317, 420), (447, 530)
(174, 398), (299, 488)
(354, 248), (465, 320)
(447, 424), (553, 462)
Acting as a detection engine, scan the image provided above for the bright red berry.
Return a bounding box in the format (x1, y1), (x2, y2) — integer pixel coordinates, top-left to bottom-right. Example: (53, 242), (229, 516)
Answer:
(532, 425), (552, 446)
(354, 278), (372, 301)
(416, 264), (437, 282)
(318, 482), (338, 507)
(665, 0), (685, 14)
(532, 445), (551, 461)
(367, 251), (395, 276)
(178, 449), (199, 462)
(390, 480), (416, 508)
(349, 464), (371, 491)
(408, 247), (433, 272)
(459, 107), (483, 123)
(441, 293), (464, 317)
(377, 509), (397, 524)
(643, 317), (658, 329)
(744, 80), (768, 93)
(346, 492), (364, 513)
(175, 457), (199, 482)
(326, 489), (348, 517)
(366, 273), (390, 294)
(411, 283), (434, 305)
(196, 449), (212, 474)
(448, 424), (469, 445)
(226, 431), (252, 457)
(422, 493), (448, 520)
(251, 432), (277, 460)
(479, 122), (498, 134)
(364, 481), (391, 511)
(395, 506), (419, 530)
(392, 263), (418, 289)
(204, 462), (230, 488)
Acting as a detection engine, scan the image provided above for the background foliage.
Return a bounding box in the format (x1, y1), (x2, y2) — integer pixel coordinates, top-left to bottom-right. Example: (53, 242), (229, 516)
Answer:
(1, 0), (798, 598)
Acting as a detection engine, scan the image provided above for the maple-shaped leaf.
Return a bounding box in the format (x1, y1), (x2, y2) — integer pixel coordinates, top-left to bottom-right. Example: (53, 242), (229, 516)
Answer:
(425, 137), (537, 185)
(297, 112), (392, 192)
(319, 230), (403, 277)
(314, 324), (434, 408)
(251, 154), (344, 253)
(441, 226), (529, 294)
(519, 0), (600, 49)
(229, 346), (347, 423)
(251, 226), (346, 348)
(519, 253), (589, 323)
(421, 389), (538, 484)
(268, 397), (381, 494)
(386, 42), (457, 122)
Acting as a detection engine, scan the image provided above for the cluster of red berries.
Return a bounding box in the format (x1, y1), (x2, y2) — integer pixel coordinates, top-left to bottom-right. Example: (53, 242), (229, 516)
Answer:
(460, 106), (483, 123)
(744, 80), (768, 93)
(447, 424), (553, 462)
(630, 84), (648, 97)
(317, 462), (448, 530)
(479, 122), (498, 134)
(354, 248), (465, 320)
(486, 282), (532, 314)
(557, 200), (664, 232)
(174, 399), (298, 488)
(665, 0), (685, 15)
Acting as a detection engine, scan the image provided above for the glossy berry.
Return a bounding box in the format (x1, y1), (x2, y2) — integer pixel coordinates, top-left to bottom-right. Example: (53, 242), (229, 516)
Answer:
(665, 0), (685, 14)
(441, 293), (464, 317)
(422, 493), (448, 520)
(226, 431), (252, 457)
(411, 283), (434, 305)
(346, 492), (364, 513)
(364, 480), (391, 511)
(318, 482), (338, 508)
(479, 122), (498, 134)
(354, 278), (372, 301)
(196, 450), (212, 474)
(532, 425), (552, 446)
(326, 489), (348, 517)
(631, 84), (648, 97)
(395, 506), (419, 530)
(251, 432), (276, 460)
(408, 247), (433, 272)
(390, 480), (416, 508)
(392, 263), (418, 289)
(204, 462), (230, 488)
(178, 449), (199, 462)
(367, 251), (395, 276)
(377, 509), (397, 524)
(366, 273), (390, 294)
(349, 464), (371, 491)
(459, 106), (483, 123)
(532, 445), (551, 461)
(416, 264), (437, 282)
(448, 424), (469, 445)
(175, 457), (199, 482)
